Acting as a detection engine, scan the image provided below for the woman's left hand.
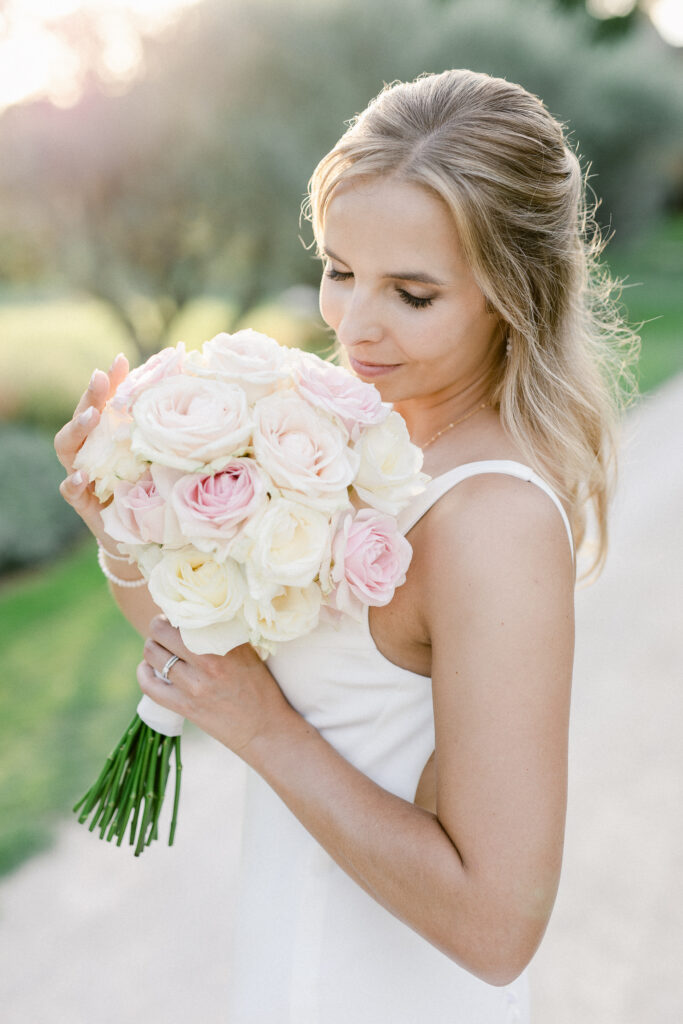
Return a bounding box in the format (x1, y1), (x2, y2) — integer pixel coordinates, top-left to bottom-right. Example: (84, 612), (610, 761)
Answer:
(137, 614), (292, 756)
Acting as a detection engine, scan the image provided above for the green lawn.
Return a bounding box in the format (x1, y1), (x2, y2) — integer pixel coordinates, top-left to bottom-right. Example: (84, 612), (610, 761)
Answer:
(0, 539), (145, 875)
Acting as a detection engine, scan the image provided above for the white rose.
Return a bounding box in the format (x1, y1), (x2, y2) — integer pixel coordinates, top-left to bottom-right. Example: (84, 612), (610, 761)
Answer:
(253, 391), (357, 513)
(242, 497), (331, 593)
(73, 404), (147, 502)
(147, 546), (249, 655)
(130, 374), (252, 473)
(352, 411), (429, 515)
(244, 582), (322, 652)
(195, 329), (292, 401)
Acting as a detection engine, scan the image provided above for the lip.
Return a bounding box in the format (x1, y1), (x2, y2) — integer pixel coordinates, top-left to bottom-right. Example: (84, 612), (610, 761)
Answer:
(348, 356), (401, 379)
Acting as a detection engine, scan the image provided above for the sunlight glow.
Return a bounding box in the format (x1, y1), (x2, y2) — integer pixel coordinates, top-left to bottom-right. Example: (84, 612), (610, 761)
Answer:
(0, 0), (199, 111)
(0, 0), (681, 114)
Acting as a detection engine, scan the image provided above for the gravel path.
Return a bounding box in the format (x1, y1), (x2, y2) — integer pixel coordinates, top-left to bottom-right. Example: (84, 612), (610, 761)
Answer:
(1, 376), (681, 1023)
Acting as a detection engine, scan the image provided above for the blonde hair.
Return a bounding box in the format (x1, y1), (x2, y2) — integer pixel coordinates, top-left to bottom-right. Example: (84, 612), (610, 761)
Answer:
(304, 69), (639, 579)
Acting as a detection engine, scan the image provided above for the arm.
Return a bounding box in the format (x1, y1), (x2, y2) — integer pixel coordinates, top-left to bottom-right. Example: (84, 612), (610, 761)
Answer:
(139, 474), (574, 985)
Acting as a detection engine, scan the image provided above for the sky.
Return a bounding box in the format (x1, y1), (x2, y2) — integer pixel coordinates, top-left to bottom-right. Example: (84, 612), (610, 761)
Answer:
(0, 0), (681, 113)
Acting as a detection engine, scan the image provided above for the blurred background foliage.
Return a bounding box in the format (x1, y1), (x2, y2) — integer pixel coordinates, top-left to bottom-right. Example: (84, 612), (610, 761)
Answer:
(0, 0), (682, 874)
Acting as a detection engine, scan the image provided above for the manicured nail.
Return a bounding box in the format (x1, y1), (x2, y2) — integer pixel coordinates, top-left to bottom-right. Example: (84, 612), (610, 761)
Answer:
(71, 471), (84, 487)
(78, 407), (97, 427)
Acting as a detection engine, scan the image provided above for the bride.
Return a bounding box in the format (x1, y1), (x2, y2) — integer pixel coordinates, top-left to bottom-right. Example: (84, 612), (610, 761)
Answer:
(56, 69), (635, 1021)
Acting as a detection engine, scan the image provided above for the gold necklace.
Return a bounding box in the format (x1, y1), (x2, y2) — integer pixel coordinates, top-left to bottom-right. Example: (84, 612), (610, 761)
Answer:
(420, 402), (491, 449)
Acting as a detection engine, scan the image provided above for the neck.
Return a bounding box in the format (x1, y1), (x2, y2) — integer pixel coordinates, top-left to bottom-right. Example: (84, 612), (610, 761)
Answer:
(394, 370), (494, 445)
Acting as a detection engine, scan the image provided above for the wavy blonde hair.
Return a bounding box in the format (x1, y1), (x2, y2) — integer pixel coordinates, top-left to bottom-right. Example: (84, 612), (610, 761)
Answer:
(304, 69), (639, 579)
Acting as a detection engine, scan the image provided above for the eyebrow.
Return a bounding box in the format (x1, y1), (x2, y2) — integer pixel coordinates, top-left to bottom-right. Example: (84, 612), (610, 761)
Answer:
(323, 247), (446, 287)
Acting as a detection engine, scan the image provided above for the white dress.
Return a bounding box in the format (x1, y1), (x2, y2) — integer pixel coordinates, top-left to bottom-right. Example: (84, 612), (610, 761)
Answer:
(227, 461), (574, 1024)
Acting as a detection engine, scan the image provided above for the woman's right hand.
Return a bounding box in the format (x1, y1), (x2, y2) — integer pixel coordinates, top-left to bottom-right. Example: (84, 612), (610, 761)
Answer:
(54, 353), (129, 543)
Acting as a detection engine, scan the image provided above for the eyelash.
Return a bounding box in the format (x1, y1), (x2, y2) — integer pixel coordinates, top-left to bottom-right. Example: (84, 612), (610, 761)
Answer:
(324, 267), (434, 310)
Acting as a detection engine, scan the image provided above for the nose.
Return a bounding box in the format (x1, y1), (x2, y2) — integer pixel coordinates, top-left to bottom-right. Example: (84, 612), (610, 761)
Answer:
(333, 288), (383, 350)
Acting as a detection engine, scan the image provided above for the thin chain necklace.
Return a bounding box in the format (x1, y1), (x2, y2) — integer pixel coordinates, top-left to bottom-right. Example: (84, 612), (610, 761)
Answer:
(420, 401), (491, 450)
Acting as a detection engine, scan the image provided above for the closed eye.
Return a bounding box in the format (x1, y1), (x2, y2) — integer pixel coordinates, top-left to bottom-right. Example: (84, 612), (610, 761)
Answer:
(324, 267), (434, 310)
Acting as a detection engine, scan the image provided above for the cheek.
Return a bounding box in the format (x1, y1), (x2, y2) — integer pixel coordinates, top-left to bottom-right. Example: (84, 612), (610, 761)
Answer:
(319, 279), (340, 329)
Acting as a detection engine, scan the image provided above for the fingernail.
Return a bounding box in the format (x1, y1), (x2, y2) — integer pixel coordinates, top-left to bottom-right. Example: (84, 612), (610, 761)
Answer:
(71, 470), (84, 487)
(89, 369), (100, 388)
(78, 407), (96, 427)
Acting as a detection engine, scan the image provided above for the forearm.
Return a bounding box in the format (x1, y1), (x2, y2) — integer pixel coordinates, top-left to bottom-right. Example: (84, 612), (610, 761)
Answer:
(242, 711), (515, 982)
(99, 546), (163, 638)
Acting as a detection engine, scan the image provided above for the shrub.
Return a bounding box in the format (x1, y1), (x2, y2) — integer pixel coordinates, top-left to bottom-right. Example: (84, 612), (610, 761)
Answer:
(0, 422), (85, 574)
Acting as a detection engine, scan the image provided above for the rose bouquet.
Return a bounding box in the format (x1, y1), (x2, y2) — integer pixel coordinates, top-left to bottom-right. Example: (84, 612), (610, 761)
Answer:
(72, 330), (427, 854)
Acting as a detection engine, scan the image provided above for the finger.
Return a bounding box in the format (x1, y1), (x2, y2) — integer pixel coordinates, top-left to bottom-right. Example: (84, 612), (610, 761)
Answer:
(56, 352), (130, 469)
(105, 352), (129, 402)
(58, 471), (106, 532)
(73, 351), (128, 419)
(148, 615), (194, 663)
(137, 659), (183, 712)
(73, 366), (112, 419)
(54, 404), (101, 470)
(142, 638), (189, 685)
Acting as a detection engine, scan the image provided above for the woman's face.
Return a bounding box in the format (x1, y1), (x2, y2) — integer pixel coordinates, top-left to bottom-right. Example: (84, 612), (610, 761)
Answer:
(319, 176), (501, 407)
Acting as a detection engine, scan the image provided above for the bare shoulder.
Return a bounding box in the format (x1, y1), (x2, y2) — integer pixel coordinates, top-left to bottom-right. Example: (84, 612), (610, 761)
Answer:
(416, 469), (575, 598)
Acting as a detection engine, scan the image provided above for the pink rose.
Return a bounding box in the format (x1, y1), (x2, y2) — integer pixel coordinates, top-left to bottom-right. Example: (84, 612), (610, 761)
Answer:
(111, 343), (185, 411)
(294, 354), (389, 439)
(170, 459), (269, 556)
(101, 466), (184, 549)
(328, 508), (412, 621)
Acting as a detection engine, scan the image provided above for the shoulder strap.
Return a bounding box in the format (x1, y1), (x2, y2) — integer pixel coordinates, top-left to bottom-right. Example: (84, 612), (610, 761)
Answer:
(398, 460), (575, 561)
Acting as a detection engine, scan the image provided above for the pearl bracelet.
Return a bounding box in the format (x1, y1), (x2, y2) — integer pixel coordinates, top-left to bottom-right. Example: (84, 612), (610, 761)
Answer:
(97, 542), (148, 588)
(96, 540), (133, 562)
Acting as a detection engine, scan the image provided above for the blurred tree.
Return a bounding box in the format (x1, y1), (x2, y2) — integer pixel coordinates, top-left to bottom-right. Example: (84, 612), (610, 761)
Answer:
(0, 0), (681, 356)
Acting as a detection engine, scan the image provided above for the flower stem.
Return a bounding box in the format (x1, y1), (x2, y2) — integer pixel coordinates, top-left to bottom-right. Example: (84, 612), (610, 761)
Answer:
(73, 713), (182, 854)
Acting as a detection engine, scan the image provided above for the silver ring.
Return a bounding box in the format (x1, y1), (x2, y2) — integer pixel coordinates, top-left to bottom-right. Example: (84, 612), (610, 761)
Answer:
(161, 654), (180, 683)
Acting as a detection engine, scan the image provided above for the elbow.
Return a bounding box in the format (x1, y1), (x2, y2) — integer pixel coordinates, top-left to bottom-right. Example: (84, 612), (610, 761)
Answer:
(438, 913), (546, 988)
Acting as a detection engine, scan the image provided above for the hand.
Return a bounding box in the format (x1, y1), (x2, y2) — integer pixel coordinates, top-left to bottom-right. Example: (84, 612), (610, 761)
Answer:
(54, 353), (129, 545)
(137, 615), (294, 757)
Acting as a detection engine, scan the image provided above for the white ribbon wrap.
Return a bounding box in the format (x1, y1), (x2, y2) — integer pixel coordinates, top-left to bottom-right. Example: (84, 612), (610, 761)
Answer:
(137, 692), (185, 737)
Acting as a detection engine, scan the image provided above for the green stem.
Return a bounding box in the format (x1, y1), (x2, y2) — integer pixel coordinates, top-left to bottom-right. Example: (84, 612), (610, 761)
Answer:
(150, 736), (173, 843)
(169, 736), (183, 846)
(74, 713), (183, 854)
(135, 735), (160, 856)
(129, 730), (154, 847)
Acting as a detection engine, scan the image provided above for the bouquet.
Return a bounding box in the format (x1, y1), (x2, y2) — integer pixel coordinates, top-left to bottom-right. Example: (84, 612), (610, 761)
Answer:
(72, 330), (428, 854)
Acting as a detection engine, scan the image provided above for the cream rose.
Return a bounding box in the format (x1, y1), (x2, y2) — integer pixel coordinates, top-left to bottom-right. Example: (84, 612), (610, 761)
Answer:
(147, 546), (249, 655)
(352, 411), (429, 515)
(244, 582), (322, 653)
(130, 374), (252, 472)
(253, 391), (357, 512)
(197, 329), (291, 401)
(242, 497), (331, 593)
(73, 404), (147, 501)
